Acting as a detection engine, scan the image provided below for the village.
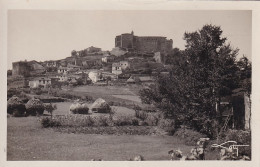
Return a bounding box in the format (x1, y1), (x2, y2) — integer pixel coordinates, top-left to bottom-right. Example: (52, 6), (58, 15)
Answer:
(8, 31), (171, 90)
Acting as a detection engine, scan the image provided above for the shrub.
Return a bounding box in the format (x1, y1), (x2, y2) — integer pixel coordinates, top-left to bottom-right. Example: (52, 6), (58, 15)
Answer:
(113, 116), (133, 126)
(44, 103), (57, 117)
(31, 88), (48, 95)
(158, 118), (175, 135)
(70, 103), (89, 114)
(41, 117), (61, 128)
(144, 114), (159, 126)
(94, 115), (113, 127)
(174, 127), (207, 145)
(25, 98), (45, 116)
(223, 130), (251, 157)
(84, 95), (94, 102)
(7, 88), (21, 99)
(7, 96), (26, 117)
(83, 116), (95, 126)
(131, 118), (139, 126)
(135, 110), (148, 121)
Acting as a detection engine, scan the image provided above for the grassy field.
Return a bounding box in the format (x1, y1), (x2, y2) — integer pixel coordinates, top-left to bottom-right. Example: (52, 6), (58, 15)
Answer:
(51, 102), (136, 116)
(7, 116), (193, 161)
(71, 85), (142, 105)
(7, 85), (213, 161)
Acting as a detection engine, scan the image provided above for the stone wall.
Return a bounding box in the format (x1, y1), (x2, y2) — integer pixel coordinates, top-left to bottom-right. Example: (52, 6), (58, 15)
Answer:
(12, 61), (31, 76)
(115, 32), (173, 53)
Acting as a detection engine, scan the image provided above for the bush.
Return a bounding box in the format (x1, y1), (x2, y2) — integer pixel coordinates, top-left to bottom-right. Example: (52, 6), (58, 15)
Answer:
(41, 117), (61, 128)
(113, 116), (133, 126)
(7, 96), (26, 117)
(144, 114), (159, 126)
(83, 116), (95, 126)
(84, 95), (94, 102)
(222, 129), (251, 157)
(135, 110), (148, 121)
(131, 118), (139, 126)
(7, 88), (21, 99)
(70, 103), (89, 114)
(158, 118), (175, 135)
(174, 127), (207, 145)
(44, 103), (57, 117)
(31, 88), (48, 95)
(25, 98), (45, 116)
(94, 115), (113, 127)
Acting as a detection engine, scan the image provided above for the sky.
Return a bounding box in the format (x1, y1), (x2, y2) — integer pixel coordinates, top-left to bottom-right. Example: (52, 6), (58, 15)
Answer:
(7, 10), (251, 69)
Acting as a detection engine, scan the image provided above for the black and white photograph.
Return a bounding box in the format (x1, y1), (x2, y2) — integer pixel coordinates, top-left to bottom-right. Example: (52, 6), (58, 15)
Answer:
(1, 0), (260, 166)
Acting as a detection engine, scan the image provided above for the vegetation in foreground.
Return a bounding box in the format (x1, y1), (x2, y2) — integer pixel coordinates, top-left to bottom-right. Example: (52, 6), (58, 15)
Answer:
(139, 24), (252, 139)
(7, 116), (193, 161)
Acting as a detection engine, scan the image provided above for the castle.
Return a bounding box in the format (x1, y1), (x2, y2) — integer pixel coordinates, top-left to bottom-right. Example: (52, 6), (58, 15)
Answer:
(115, 31), (173, 53)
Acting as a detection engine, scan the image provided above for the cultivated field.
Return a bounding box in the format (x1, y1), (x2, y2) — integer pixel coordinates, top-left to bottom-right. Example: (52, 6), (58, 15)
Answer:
(7, 85), (218, 161)
(7, 116), (193, 161)
(52, 102), (136, 116)
(71, 85), (142, 105)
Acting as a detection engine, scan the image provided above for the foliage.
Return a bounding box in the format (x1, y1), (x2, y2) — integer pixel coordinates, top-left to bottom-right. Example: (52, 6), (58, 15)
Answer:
(44, 103), (57, 117)
(70, 103), (89, 114)
(7, 88), (21, 100)
(113, 116), (134, 126)
(174, 127), (207, 145)
(135, 110), (148, 121)
(158, 118), (176, 135)
(25, 98), (45, 116)
(7, 96), (26, 117)
(139, 24), (248, 138)
(144, 114), (160, 126)
(31, 87), (48, 95)
(221, 129), (251, 157)
(7, 70), (12, 76)
(41, 117), (61, 128)
(165, 48), (185, 66)
(55, 126), (156, 135)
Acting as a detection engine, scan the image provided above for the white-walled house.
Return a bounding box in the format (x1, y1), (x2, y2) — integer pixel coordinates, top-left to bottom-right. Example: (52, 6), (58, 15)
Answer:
(29, 77), (51, 88)
(112, 63), (122, 75)
(88, 71), (103, 83)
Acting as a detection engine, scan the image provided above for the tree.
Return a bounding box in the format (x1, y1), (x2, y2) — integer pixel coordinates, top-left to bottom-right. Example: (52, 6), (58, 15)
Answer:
(139, 24), (241, 138)
(165, 48), (185, 66)
(44, 103), (57, 118)
(71, 50), (77, 57)
(237, 56), (252, 130)
(7, 70), (12, 76)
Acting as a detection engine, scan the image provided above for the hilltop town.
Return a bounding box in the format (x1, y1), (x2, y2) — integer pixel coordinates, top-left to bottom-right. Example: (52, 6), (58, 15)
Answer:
(7, 25), (252, 161)
(8, 31), (173, 89)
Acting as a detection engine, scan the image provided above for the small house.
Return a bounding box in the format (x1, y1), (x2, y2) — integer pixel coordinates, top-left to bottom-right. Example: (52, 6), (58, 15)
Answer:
(88, 71), (103, 83)
(29, 77), (51, 88)
(112, 63), (122, 75)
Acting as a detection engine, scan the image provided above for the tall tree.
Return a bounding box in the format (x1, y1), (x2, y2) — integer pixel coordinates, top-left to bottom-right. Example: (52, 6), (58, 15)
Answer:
(140, 24), (241, 138)
(71, 50), (77, 57)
